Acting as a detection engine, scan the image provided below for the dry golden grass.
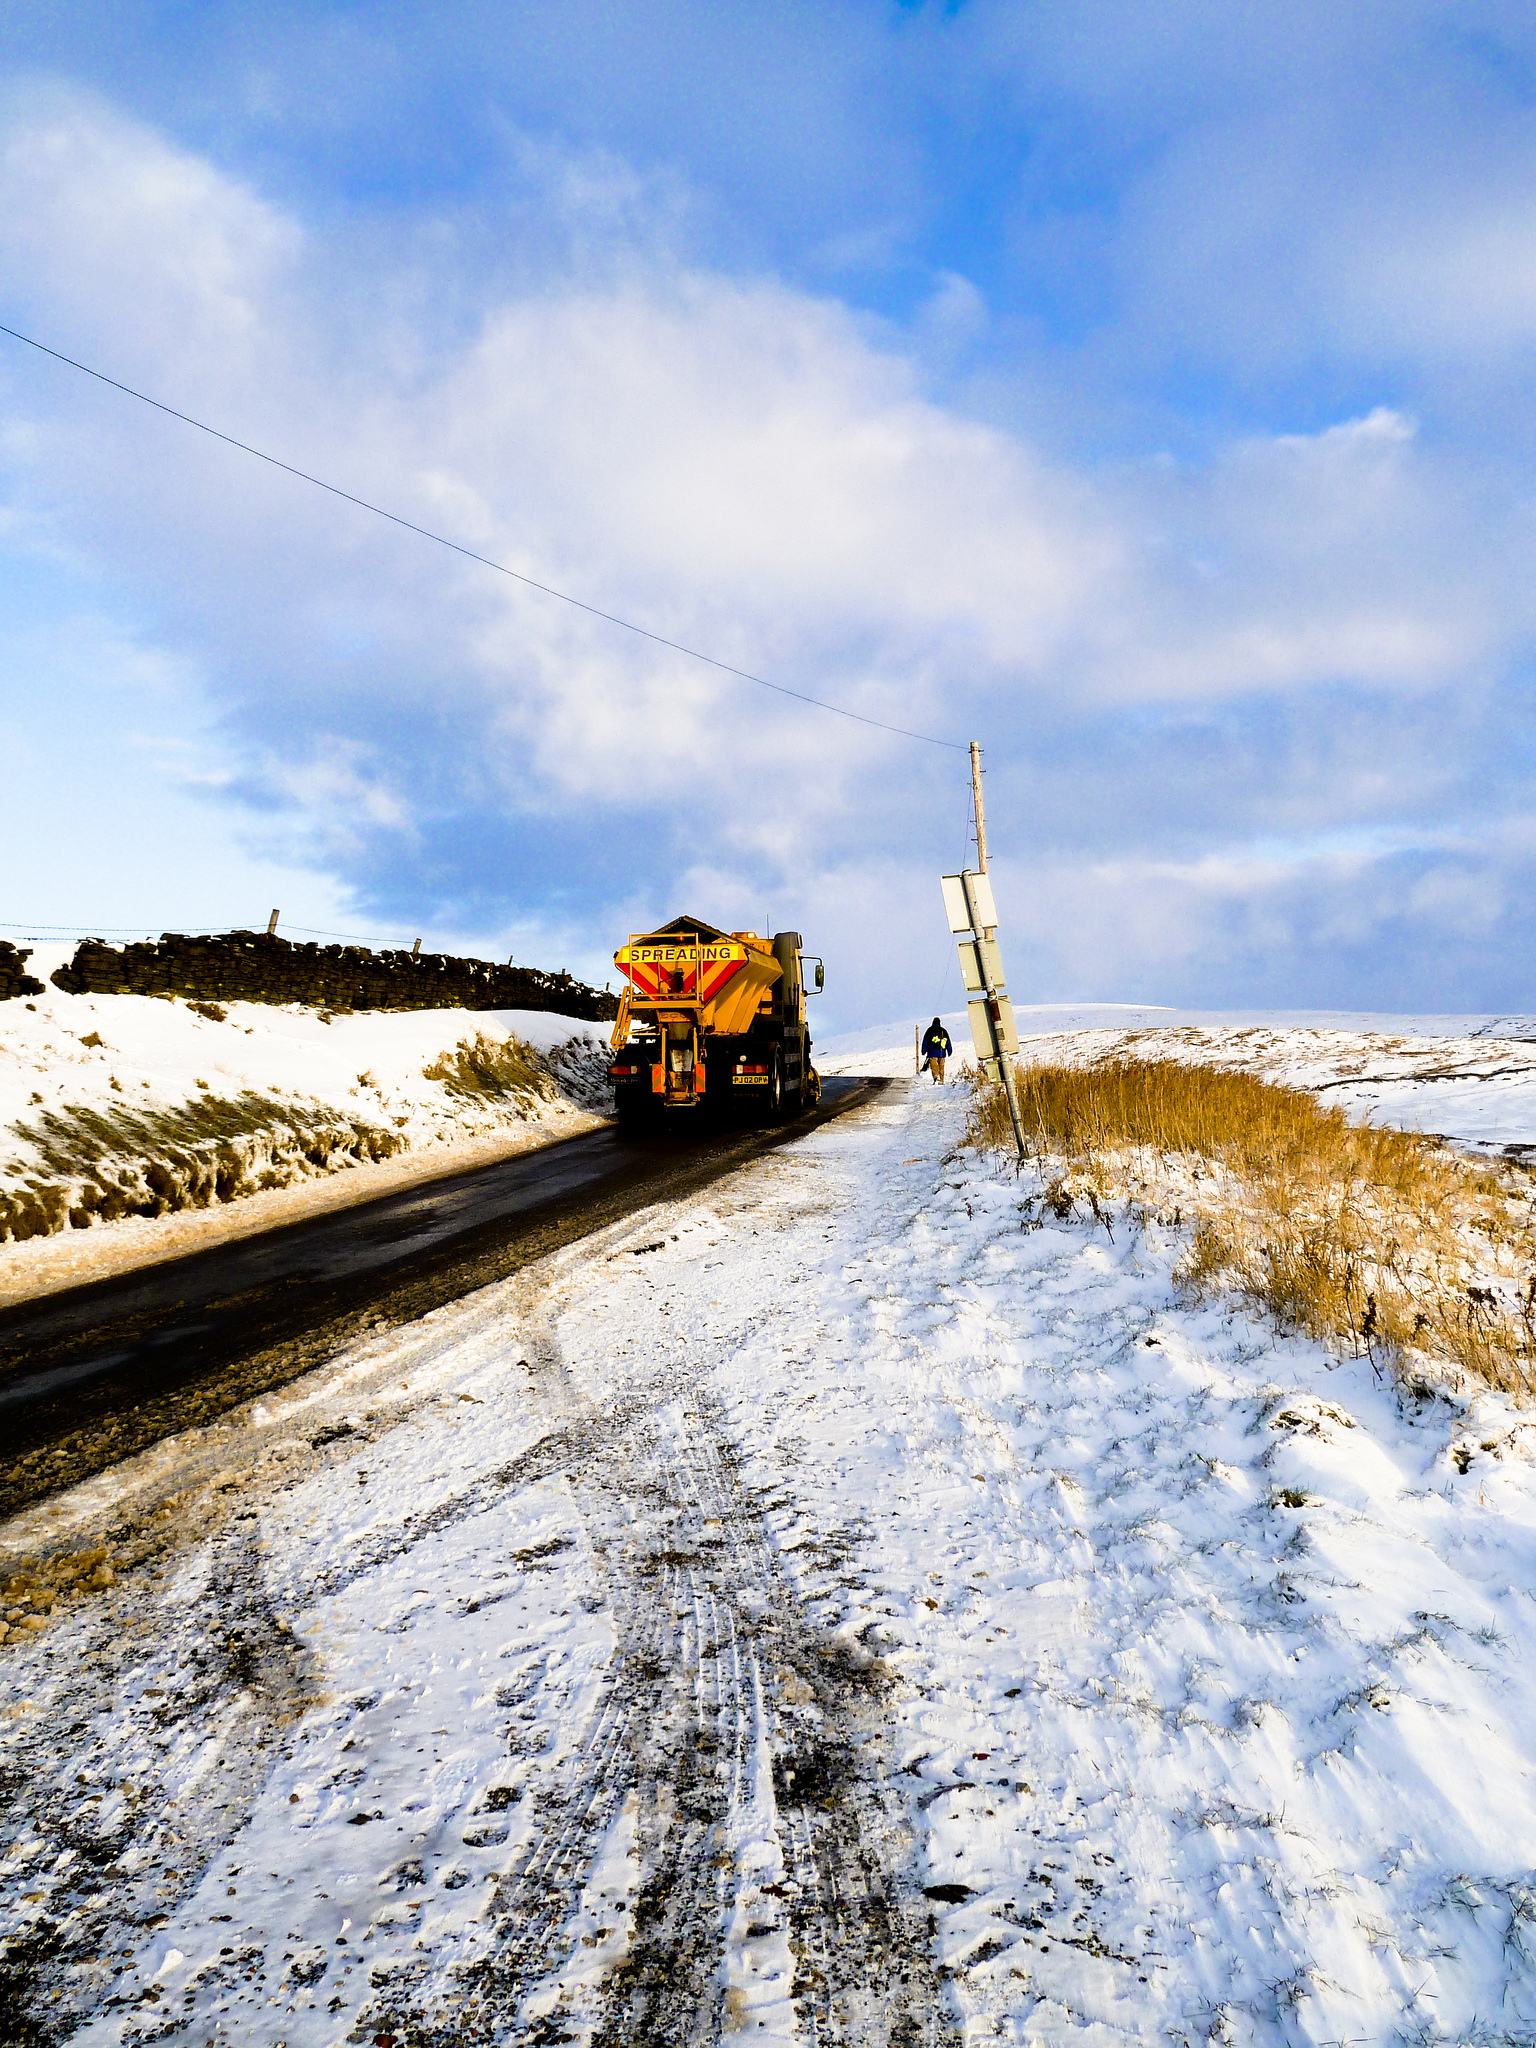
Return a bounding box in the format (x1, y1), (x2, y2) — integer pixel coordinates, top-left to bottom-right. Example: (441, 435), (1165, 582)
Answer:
(970, 1056), (1536, 1398)
(422, 1032), (553, 1105)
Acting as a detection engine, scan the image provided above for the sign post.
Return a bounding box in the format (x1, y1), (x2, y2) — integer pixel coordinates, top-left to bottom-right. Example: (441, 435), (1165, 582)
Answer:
(941, 740), (1028, 1161)
(940, 871), (1027, 1159)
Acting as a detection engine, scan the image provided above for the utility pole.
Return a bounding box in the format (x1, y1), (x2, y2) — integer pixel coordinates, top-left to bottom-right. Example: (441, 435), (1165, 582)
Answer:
(970, 740), (989, 877)
(965, 739), (1026, 1161)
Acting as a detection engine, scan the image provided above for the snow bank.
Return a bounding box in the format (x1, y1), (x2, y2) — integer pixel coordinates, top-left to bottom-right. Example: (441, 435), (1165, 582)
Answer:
(0, 981), (613, 1249)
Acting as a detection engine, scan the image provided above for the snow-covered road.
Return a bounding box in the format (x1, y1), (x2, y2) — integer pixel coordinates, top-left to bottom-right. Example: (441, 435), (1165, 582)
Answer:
(3, 1078), (1535, 2045)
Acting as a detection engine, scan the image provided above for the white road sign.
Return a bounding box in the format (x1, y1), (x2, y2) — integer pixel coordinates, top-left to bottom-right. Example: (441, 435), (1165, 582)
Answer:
(957, 936), (1007, 994)
(968, 993), (1020, 1061)
(941, 869), (998, 935)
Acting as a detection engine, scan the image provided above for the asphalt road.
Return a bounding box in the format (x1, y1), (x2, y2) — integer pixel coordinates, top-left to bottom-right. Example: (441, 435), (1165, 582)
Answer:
(0, 1076), (888, 1521)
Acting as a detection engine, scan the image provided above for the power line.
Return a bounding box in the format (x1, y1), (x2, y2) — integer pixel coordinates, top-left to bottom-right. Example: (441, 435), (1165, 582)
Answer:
(0, 921), (218, 935)
(283, 923), (420, 944)
(0, 320), (967, 753)
(1, 919), (426, 947)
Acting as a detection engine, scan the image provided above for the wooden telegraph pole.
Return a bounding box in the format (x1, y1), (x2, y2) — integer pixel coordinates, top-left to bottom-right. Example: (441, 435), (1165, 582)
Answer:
(970, 740), (989, 876)
(966, 743), (1027, 1161)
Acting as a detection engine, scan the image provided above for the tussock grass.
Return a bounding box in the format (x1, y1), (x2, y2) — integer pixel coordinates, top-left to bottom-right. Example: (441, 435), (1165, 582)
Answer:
(422, 1032), (554, 1105)
(971, 1057), (1536, 1398)
(0, 1091), (402, 1242)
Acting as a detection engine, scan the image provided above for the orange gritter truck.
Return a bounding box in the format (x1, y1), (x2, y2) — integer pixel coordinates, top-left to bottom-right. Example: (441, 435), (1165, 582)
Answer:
(608, 915), (823, 1126)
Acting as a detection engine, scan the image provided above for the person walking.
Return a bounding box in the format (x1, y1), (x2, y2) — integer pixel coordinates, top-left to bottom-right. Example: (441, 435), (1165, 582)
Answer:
(921, 1017), (953, 1083)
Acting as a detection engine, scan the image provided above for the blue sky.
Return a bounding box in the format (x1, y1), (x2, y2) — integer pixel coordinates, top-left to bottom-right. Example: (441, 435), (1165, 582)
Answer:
(2, 2), (1534, 1025)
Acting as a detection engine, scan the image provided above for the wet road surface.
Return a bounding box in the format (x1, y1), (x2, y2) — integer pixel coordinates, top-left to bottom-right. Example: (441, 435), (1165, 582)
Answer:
(0, 1076), (887, 1518)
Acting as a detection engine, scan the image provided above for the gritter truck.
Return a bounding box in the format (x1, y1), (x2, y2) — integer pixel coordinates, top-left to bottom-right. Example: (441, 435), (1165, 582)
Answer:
(608, 915), (823, 1125)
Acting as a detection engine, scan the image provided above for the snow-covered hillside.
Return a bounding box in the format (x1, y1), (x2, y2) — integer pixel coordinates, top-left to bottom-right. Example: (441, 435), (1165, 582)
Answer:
(821, 1007), (1536, 1157)
(0, 979), (613, 1249)
(2, 1077), (1533, 2045)
(1025, 1016), (1536, 1157)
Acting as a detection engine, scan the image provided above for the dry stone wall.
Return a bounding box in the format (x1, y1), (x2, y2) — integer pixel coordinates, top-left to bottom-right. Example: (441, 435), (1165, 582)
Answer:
(0, 944), (44, 1002)
(48, 931), (618, 1020)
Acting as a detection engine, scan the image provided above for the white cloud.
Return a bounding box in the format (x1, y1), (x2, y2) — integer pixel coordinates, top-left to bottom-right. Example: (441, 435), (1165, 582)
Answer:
(3, 83), (1535, 1013)
(0, 80), (300, 384)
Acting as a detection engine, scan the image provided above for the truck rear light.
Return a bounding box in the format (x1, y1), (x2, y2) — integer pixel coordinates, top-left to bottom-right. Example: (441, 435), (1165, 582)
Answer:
(735, 1063), (768, 1074)
(608, 1064), (636, 1077)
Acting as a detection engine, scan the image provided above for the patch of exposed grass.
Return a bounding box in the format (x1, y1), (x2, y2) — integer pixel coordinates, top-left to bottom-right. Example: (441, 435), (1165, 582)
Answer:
(0, 1090), (402, 1241)
(970, 1057), (1536, 1399)
(423, 1032), (554, 1106)
(20, 1090), (352, 1178)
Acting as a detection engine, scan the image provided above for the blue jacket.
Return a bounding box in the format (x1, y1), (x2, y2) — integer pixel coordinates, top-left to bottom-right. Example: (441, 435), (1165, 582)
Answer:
(922, 1024), (953, 1059)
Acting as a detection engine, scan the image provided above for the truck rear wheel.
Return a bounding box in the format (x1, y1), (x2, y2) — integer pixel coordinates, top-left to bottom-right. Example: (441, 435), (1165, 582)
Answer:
(765, 1052), (784, 1123)
(615, 1090), (655, 1131)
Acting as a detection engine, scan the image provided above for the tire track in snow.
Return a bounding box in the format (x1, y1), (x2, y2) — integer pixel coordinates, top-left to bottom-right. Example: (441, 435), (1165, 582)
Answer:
(368, 1303), (955, 2047)
(1, 1086), (950, 2045)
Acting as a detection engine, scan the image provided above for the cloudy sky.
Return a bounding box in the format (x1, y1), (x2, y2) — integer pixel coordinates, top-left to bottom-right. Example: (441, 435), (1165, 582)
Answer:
(2, 2), (1533, 1025)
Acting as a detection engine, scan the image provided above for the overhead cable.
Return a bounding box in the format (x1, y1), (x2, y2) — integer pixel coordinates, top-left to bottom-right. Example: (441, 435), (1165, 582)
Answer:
(0, 320), (967, 752)
(1, 918), (430, 948)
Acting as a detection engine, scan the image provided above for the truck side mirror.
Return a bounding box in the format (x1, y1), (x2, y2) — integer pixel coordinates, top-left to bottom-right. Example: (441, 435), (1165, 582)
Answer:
(814, 962), (824, 991)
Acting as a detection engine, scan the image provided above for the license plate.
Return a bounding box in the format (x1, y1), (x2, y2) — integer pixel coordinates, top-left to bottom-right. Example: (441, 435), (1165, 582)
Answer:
(733, 1074), (768, 1085)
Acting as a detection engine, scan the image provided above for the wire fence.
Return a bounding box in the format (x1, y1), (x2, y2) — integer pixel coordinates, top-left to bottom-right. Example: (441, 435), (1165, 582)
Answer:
(1, 919), (451, 950)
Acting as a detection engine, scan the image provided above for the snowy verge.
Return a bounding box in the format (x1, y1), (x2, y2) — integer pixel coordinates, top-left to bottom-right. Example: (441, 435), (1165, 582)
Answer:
(0, 986), (613, 1268)
(709, 1083), (1536, 2043)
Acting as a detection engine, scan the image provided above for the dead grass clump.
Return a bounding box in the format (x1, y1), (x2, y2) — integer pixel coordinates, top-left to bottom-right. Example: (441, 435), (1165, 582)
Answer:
(0, 1091), (403, 1241)
(971, 1056), (1535, 1398)
(424, 1032), (553, 1106)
